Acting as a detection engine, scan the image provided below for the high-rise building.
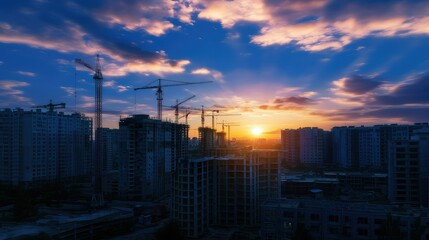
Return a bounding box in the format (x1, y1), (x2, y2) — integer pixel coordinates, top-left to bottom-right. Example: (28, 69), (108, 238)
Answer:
(332, 126), (359, 169)
(280, 129), (300, 167)
(172, 157), (213, 238)
(0, 108), (92, 185)
(118, 114), (188, 200)
(332, 123), (429, 170)
(101, 128), (121, 196)
(198, 127), (216, 155)
(388, 128), (429, 207)
(280, 127), (330, 167)
(173, 149), (281, 237)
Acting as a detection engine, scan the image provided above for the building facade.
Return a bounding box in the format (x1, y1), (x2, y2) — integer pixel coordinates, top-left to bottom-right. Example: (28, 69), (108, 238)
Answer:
(0, 108), (92, 185)
(118, 114), (188, 200)
(388, 128), (429, 207)
(261, 198), (429, 240)
(173, 149), (281, 238)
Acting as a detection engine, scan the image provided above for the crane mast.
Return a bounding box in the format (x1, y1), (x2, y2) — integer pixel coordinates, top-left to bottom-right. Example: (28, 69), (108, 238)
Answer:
(135, 79), (211, 121)
(75, 54), (104, 207)
(169, 95), (195, 124)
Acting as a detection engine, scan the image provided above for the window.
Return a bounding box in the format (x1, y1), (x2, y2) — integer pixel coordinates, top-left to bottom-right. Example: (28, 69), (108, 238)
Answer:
(310, 214), (320, 221)
(357, 228), (368, 236)
(329, 215), (339, 222)
(357, 217), (368, 224)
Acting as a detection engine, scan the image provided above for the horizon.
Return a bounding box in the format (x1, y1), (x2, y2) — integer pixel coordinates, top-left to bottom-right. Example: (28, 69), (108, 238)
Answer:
(1, 0), (429, 139)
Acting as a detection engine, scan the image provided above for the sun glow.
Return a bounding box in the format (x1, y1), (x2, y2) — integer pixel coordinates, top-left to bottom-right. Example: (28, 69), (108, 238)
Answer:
(251, 127), (263, 136)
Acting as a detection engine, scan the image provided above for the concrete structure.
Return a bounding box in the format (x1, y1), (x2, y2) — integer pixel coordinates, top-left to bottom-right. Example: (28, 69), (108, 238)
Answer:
(198, 127), (216, 155)
(388, 128), (429, 207)
(332, 123), (429, 170)
(280, 129), (299, 167)
(261, 198), (429, 240)
(173, 149), (281, 238)
(101, 128), (121, 196)
(118, 114), (188, 200)
(280, 127), (330, 167)
(0, 108), (92, 185)
(172, 157), (213, 238)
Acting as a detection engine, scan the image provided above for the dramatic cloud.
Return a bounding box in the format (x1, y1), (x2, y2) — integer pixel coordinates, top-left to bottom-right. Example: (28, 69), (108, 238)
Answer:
(319, 73), (429, 122)
(312, 106), (429, 123)
(332, 75), (384, 96)
(273, 96), (316, 105)
(374, 75), (429, 105)
(197, 0), (429, 51)
(0, 0), (192, 76)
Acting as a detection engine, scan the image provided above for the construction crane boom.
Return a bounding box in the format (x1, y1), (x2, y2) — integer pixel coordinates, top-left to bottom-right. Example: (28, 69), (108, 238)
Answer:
(217, 122), (240, 143)
(75, 54), (104, 207)
(204, 112), (241, 129)
(134, 79), (212, 120)
(165, 95), (196, 124)
(32, 100), (65, 112)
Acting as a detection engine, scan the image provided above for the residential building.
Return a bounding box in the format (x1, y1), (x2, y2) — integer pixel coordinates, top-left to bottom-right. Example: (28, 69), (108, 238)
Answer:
(118, 114), (188, 200)
(261, 198), (429, 240)
(0, 108), (92, 185)
(388, 128), (429, 207)
(173, 149), (281, 238)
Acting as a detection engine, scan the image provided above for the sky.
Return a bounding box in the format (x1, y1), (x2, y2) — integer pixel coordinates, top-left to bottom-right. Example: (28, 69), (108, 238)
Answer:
(1, 0), (429, 139)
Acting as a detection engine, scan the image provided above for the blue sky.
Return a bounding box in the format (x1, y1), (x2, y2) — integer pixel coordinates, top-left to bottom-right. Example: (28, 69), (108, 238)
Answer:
(1, 0), (429, 138)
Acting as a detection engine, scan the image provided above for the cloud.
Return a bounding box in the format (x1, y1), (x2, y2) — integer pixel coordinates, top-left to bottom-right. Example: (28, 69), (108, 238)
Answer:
(192, 68), (211, 75)
(197, 0), (429, 51)
(191, 67), (225, 83)
(312, 106), (429, 123)
(117, 85), (131, 92)
(0, 60), (3, 65)
(0, 1), (192, 76)
(258, 104), (304, 111)
(316, 73), (429, 123)
(273, 96), (316, 105)
(16, 71), (36, 77)
(60, 86), (85, 96)
(0, 80), (31, 105)
(105, 99), (129, 104)
(373, 75), (429, 105)
(332, 75), (384, 96)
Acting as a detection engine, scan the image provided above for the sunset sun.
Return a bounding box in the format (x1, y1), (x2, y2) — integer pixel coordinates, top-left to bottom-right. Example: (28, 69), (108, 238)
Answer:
(251, 127), (263, 136)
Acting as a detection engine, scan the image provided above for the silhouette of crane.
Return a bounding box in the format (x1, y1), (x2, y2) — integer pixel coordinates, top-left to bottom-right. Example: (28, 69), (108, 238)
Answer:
(217, 121), (240, 143)
(165, 95), (196, 124)
(75, 54), (104, 207)
(32, 100), (65, 112)
(134, 79), (211, 120)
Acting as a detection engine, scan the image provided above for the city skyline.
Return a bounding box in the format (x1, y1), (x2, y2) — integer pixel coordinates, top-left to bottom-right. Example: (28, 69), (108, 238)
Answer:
(1, 0), (429, 139)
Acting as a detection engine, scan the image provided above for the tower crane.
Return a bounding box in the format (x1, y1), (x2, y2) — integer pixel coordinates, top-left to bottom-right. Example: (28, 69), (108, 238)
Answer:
(165, 95), (196, 124)
(203, 110), (241, 129)
(176, 105), (240, 129)
(32, 100), (65, 112)
(178, 110), (192, 125)
(134, 79), (211, 121)
(217, 121), (240, 142)
(75, 54), (104, 207)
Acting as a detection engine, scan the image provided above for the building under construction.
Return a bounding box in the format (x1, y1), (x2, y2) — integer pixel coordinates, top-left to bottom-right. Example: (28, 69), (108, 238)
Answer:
(117, 114), (188, 200)
(172, 149), (281, 238)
